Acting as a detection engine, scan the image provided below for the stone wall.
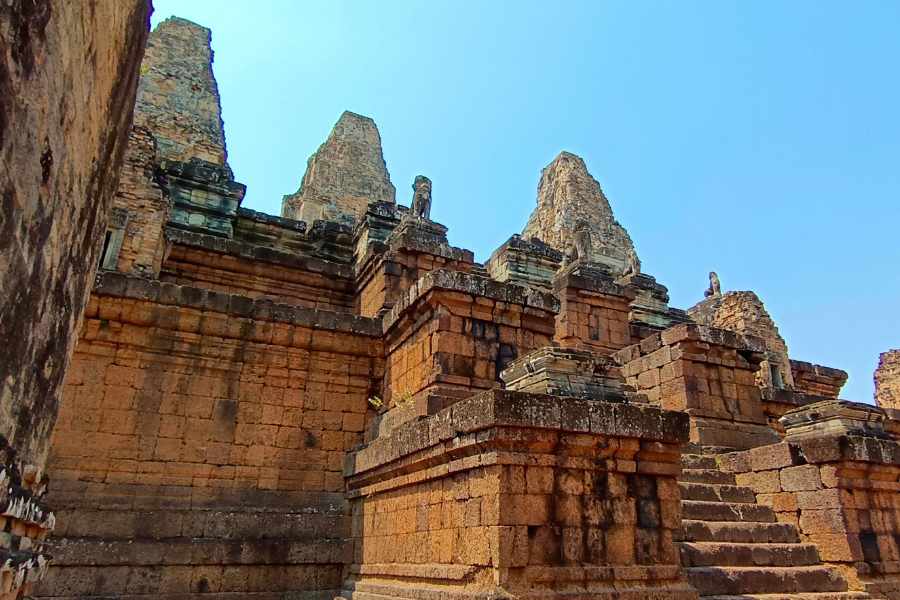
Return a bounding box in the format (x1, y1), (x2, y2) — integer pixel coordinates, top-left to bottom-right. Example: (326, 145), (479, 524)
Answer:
(0, 2), (149, 595)
(790, 359), (848, 398)
(688, 290), (796, 391)
(553, 264), (634, 354)
(0, 0), (149, 470)
(614, 324), (780, 451)
(161, 228), (357, 312)
(876, 350), (900, 409)
(380, 270), (558, 413)
(720, 407), (900, 599)
(36, 273), (383, 598)
(343, 390), (696, 600)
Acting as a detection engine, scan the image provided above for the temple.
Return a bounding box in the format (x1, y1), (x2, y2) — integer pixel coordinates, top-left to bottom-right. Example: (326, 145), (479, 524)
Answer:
(13, 15), (899, 600)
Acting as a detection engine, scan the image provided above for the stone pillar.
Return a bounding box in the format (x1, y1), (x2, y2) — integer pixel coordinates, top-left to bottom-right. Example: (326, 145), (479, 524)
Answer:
(343, 389), (696, 600)
(552, 263), (635, 355)
(373, 270), (558, 437)
(614, 323), (780, 451)
(355, 218), (475, 319)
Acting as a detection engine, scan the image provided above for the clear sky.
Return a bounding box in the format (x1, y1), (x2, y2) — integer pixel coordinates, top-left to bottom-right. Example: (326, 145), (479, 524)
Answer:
(150, 1), (899, 402)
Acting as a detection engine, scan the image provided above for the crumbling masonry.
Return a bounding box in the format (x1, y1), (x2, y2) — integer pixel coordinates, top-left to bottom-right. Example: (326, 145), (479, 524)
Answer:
(20, 14), (900, 600)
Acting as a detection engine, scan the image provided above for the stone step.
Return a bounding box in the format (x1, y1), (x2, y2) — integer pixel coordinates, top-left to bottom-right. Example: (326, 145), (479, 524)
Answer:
(703, 593), (870, 600)
(680, 482), (757, 504)
(681, 468), (737, 485)
(682, 500), (776, 523)
(687, 565), (848, 596)
(681, 520), (801, 544)
(683, 454), (719, 470)
(679, 542), (821, 567)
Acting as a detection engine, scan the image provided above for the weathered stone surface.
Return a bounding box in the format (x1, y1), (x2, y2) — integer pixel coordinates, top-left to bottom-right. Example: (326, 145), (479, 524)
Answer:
(522, 151), (638, 274)
(134, 16), (228, 166)
(0, 0), (149, 467)
(689, 290), (797, 391)
(1, 1), (149, 595)
(282, 111), (396, 225)
(780, 399), (887, 441)
(500, 346), (640, 402)
(875, 349), (900, 409)
(102, 125), (169, 276)
(790, 359), (849, 399)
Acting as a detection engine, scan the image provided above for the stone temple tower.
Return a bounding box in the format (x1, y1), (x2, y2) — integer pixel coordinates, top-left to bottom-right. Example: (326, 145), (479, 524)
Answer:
(522, 151), (637, 274)
(281, 111), (396, 225)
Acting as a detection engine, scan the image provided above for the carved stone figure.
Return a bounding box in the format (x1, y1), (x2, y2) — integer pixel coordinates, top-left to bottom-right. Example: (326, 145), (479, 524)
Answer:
(567, 221), (592, 263)
(411, 175), (432, 220)
(624, 247), (641, 275)
(705, 271), (722, 298)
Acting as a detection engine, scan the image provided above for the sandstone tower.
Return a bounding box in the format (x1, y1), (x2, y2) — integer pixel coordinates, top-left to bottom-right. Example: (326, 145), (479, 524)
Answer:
(6, 11), (895, 600)
(523, 151), (638, 274)
(281, 111), (396, 225)
(876, 349), (900, 409)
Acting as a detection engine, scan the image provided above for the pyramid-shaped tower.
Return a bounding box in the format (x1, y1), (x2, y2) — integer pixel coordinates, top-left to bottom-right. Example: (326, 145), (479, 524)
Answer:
(523, 151), (637, 274)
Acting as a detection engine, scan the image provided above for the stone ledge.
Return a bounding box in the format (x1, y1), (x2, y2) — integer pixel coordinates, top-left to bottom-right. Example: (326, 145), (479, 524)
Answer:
(350, 563), (478, 581)
(342, 580), (697, 600)
(237, 207), (308, 232)
(795, 433), (900, 466)
(790, 359), (849, 381)
(347, 389), (689, 477)
(381, 269), (560, 334)
(553, 263), (637, 300)
(92, 272), (382, 337)
(762, 389), (832, 408)
(613, 323), (766, 365)
(49, 537), (350, 566)
(166, 226), (355, 275)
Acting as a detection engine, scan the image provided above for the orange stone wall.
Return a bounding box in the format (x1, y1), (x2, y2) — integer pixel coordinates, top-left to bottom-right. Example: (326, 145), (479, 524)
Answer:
(343, 390), (695, 600)
(721, 436), (900, 598)
(614, 324), (780, 450)
(38, 273), (383, 598)
(356, 248), (474, 319)
(380, 272), (557, 410)
(110, 125), (170, 277)
(161, 240), (356, 312)
(552, 266), (634, 355)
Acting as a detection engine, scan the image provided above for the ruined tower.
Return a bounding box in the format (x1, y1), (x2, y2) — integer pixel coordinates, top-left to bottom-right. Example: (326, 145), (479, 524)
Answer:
(876, 349), (900, 409)
(523, 151), (638, 274)
(281, 111), (396, 225)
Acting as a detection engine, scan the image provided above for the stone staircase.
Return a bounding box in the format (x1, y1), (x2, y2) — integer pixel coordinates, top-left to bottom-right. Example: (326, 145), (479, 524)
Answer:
(677, 453), (868, 599)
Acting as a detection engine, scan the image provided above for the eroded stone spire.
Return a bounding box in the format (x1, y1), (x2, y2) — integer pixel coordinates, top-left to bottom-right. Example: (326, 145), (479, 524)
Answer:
(522, 151), (637, 274)
(875, 350), (900, 409)
(135, 16), (228, 166)
(282, 111), (396, 224)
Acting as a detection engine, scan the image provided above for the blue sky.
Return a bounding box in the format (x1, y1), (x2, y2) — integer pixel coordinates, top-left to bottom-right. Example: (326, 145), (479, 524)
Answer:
(150, 1), (899, 401)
